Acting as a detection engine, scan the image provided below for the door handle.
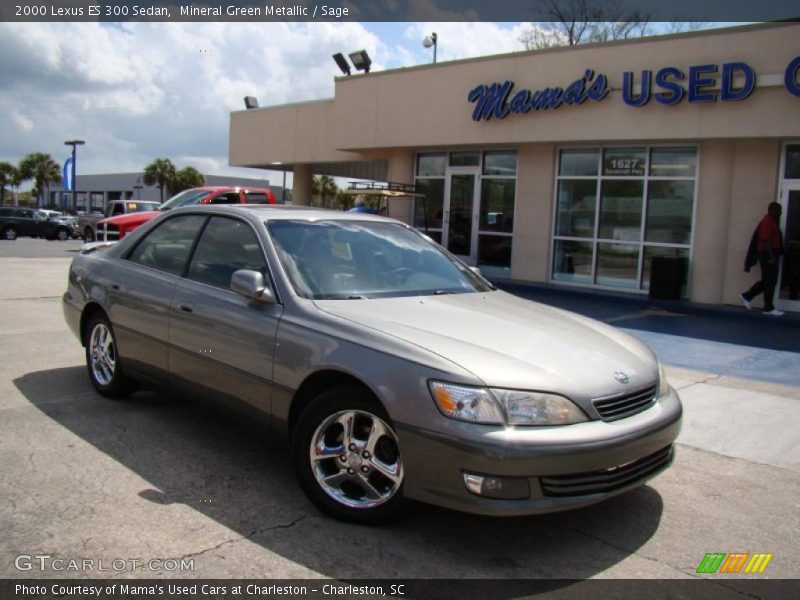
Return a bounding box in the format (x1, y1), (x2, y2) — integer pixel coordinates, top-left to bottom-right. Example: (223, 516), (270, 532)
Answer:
(178, 303), (193, 313)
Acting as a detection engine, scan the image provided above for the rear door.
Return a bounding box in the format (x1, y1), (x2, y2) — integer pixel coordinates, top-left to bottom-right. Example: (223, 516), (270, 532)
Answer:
(168, 216), (282, 415)
(109, 214), (207, 382)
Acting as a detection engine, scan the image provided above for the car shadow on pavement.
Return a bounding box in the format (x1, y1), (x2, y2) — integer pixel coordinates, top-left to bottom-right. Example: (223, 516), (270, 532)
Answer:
(15, 366), (666, 582)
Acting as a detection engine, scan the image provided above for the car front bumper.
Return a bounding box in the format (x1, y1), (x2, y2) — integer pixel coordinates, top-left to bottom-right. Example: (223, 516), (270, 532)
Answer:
(397, 387), (682, 516)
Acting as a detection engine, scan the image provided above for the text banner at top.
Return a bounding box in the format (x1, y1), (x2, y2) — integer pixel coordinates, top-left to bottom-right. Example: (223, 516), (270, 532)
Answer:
(3, 0), (800, 23)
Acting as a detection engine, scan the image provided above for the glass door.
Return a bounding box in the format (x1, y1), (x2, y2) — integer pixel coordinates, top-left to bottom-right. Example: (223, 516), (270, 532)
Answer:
(778, 184), (800, 312)
(443, 168), (480, 264)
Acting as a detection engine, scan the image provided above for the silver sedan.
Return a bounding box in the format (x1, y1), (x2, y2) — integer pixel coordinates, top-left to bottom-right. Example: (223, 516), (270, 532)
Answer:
(63, 205), (682, 524)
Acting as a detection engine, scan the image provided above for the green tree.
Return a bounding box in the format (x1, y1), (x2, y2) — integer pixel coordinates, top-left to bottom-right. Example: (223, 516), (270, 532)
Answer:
(311, 175), (338, 209)
(143, 158), (177, 203)
(168, 166), (205, 196)
(18, 153), (61, 207)
(0, 162), (16, 207)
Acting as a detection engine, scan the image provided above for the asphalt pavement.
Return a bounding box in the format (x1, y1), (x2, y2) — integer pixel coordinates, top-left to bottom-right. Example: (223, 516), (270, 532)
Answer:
(1, 239), (798, 589)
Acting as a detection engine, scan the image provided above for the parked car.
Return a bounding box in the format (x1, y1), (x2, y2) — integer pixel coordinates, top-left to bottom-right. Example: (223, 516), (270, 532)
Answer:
(0, 207), (76, 241)
(96, 186), (278, 241)
(63, 205), (681, 524)
(78, 200), (161, 242)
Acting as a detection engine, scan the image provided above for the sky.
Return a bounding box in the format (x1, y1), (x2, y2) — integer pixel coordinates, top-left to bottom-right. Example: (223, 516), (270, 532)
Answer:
(0, 21), (718, 190)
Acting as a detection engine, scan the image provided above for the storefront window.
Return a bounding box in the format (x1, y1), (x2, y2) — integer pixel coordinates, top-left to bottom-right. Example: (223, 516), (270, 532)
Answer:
(645, 180), (694, 244)
(479, 179), (514, 233)
(596, 243), (639, 289)
(553, 145), (696, 295)
(603, 148), (645, 176)
(598, 180), (643, 241)
(552, 240), (593, 284)
(556, 180), (596, 238)
(559, 149), (599, 176)
(450, 152), (480, 167)
(785, 144), (800, 179)
(483, 151), (517, 176)
(478, 235), (512, 269)
(417, 153), (446, 177)
(413, 178), (445, 230)
(650, 147), (697, 178)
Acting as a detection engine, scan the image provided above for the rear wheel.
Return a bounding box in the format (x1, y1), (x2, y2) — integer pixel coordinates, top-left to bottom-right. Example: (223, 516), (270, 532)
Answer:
(292, 386), (404, 524)
(84, 313), (138, 398)
(3, 226), (18, 241)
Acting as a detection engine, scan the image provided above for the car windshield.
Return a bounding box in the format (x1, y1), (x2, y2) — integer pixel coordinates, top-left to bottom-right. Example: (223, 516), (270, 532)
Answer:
(159, 189), (210, 211)
(267, 219), (493, 300)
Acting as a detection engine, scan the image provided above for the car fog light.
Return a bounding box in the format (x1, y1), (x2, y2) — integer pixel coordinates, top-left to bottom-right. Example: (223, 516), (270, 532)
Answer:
(463, 473), (530, 500)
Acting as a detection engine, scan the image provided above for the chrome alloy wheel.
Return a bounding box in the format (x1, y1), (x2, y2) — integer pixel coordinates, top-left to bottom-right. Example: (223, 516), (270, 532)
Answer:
(89, 322), (116, 386)
(309, 410), (403, 509)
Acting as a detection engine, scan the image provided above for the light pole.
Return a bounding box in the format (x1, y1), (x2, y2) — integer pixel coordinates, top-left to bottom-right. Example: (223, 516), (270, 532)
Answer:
(423, 32), (438, 64)
(64, 139), (85, 212)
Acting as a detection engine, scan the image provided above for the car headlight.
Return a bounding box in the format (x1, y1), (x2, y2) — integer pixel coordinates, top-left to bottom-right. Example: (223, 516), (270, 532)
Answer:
(658, 361), (669, 398)
(429, 381), (587, 426)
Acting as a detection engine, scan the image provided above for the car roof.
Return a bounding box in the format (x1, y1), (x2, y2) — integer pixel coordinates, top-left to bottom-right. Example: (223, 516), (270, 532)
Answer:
(167, 204), (397, 223)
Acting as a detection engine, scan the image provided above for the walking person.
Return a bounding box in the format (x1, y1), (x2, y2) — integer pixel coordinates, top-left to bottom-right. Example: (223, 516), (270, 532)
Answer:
(740, 202), (784, 316)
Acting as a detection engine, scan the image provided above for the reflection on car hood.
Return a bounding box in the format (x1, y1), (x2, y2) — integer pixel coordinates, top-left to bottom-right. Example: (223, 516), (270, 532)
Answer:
(314, 290), (656, 399)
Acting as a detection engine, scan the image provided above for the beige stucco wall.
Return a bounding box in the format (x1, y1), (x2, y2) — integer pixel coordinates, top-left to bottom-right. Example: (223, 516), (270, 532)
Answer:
(512, 145), (556, 282)
(230, 22), (800, 168)
(721, 141), (782, 308)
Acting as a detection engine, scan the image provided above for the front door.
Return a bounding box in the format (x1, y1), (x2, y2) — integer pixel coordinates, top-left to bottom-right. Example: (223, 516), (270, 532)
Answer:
(443, 168), (480, 264)
(778, 184), (800, 312)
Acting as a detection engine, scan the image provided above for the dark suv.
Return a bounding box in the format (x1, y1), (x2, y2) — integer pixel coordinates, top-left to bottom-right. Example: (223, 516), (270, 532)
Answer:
(0, 207), (75, 241)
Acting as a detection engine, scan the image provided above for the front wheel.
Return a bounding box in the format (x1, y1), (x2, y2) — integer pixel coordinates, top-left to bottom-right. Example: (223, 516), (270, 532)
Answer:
(85, 314), (137, 398)
(55, 227), (69, 241)
(83, 227), (95, 242)
(292, 387), (404, 524)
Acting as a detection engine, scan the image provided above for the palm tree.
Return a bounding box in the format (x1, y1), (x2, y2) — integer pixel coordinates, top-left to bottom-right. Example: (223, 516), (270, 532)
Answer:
(311, 175), (338, 209)
(0, 162), (16, 207)
(18, 153), (61, 207)
(143, 158), (177, 203)
(167, 166), (205, 196)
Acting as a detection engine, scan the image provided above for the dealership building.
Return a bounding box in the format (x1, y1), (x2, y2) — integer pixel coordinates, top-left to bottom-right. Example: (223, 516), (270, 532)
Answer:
(229, 22), (800, 312)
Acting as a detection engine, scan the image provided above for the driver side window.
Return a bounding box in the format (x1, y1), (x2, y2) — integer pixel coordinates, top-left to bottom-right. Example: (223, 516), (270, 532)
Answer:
(187, 217), (267, 290)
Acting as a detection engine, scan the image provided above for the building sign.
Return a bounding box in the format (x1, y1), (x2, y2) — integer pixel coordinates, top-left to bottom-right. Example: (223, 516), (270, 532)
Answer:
(469, 56), (800, 122)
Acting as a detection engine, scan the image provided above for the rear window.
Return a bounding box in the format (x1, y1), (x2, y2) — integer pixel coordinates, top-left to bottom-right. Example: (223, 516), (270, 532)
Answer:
(245, 192), (269, 204)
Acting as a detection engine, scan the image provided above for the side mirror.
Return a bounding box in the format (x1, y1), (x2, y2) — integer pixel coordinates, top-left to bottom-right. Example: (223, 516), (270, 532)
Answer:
(231, 269), (275, 304)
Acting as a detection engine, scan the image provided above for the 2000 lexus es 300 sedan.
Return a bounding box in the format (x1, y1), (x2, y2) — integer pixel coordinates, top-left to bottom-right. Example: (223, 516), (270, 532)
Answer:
(63, 205), (682, 524)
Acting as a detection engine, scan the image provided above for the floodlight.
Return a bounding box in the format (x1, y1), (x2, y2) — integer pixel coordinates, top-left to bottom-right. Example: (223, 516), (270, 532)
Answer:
(332, 52), (351, 76)
(244, 96), (259, 109)
(348, 50), (372, 73)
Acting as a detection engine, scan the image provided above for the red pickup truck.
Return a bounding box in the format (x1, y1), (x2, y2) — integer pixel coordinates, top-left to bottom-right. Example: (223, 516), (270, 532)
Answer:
(96, 186), (277, 241)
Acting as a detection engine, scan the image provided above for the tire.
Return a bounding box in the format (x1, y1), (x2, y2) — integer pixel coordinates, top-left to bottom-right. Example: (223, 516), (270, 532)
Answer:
(56, 227), (69, 241)
(84, 227), (95, 242)
(292, 386), (404, 524)
(3, 226), (18, 241)
(84, 313), (138, 398)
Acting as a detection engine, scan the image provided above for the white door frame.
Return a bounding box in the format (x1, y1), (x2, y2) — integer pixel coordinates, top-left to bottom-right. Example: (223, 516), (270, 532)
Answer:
(443, 166), (481, 265)
(777, 182), (800, 312)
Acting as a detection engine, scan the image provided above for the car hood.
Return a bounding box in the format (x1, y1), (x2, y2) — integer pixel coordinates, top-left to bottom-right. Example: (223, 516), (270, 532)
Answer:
(313, 290), (657, 401)
(101, 211), (160, 226)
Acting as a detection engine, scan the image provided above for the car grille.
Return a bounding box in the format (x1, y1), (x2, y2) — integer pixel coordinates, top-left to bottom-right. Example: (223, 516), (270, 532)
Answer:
(97, 223), (119, 241)
(591, 384), (657, 422)
(540, 445), (674, 497)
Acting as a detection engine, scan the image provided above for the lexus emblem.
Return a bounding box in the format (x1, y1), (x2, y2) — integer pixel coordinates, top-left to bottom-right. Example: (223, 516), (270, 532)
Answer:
(614, 371), (630, 384)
